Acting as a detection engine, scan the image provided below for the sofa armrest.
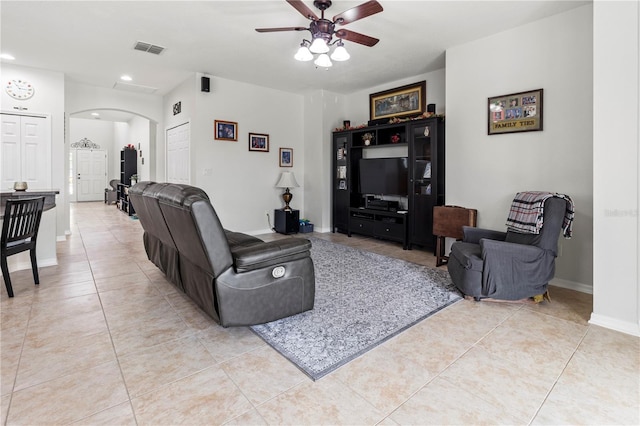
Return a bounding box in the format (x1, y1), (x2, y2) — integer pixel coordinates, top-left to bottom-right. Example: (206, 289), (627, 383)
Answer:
(463, 226), (507, 244)
(232, 238), (312, 273)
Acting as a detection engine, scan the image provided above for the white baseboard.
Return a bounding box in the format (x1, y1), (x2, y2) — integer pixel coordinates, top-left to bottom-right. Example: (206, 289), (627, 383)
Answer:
(550, 277), (593, 294)
(8, 257), (58, 273)
(249, 228), (277, 236)
(589, 313), (640, 337)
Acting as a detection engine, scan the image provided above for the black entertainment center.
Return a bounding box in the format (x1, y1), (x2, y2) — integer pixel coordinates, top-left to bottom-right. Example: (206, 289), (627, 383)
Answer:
(332, 117), (445, 250)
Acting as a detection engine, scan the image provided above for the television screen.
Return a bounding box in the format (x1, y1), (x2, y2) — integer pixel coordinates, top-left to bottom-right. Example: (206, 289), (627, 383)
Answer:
(359, 157), (408, 196)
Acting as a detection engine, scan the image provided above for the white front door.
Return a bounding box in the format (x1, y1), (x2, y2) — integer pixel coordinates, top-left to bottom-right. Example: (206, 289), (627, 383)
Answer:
(0, 113), (50, 190)
(75, 149), (106, 201)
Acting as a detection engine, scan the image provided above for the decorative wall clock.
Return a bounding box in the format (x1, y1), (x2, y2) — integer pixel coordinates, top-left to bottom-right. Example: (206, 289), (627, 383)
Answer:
(5, 79), (35, 100)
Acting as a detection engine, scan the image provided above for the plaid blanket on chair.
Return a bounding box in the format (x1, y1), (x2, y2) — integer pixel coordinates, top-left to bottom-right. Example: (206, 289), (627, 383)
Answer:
(505, 191), (575, 238)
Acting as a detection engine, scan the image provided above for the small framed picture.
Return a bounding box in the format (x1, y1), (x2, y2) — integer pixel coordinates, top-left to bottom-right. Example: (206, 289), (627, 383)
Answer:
(248, 133), (269, 152)
(214, 120), (237, 141)
(279, 147), (293, 167)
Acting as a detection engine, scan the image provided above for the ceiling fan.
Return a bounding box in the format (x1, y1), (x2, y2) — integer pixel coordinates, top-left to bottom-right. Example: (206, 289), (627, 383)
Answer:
(255, 0), (383, 66)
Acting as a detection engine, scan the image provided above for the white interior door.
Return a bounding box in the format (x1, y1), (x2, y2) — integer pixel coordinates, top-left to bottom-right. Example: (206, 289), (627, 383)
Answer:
(166, 122), (190, 184)
(0, 115), (21, 190)
(76, 149), (106, 201)
(1, 113), (50, 190)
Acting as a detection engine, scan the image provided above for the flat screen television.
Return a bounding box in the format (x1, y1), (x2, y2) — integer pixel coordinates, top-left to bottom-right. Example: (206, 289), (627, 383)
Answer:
(359, 157), (408, 196)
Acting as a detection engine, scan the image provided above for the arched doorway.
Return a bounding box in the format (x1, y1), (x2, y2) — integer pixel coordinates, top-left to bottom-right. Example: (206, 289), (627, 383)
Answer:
(68, 108), (158, 202)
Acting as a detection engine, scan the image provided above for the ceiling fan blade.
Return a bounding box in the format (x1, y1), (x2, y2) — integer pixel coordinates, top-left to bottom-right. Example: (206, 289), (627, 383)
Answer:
(286, 0), (319, 21)
(335, 29), (379, 47)
(333, 0), (383, 25)
(255, 27), (308, 33)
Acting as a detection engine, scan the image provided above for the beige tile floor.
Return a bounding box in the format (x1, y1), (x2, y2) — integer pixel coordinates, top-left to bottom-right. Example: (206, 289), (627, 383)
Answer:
(1, 201), (639, 425)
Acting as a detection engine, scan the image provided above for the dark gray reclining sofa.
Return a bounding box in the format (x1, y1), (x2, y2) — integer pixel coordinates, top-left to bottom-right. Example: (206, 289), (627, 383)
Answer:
(129, 182), (315, 327)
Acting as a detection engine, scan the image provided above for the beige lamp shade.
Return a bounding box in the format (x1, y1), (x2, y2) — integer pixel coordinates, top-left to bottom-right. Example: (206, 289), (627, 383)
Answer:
(275, 171), (299, 189)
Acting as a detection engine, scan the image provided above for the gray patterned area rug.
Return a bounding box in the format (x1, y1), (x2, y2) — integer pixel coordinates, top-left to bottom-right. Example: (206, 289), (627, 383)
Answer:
(250, 237), (462, 381)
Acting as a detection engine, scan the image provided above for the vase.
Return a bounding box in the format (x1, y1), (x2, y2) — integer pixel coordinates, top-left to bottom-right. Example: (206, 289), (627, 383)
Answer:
(364, 139), (371, 146)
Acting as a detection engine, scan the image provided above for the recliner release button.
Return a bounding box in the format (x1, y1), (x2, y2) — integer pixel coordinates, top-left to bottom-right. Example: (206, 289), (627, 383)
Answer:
(272, 266), (285, 278)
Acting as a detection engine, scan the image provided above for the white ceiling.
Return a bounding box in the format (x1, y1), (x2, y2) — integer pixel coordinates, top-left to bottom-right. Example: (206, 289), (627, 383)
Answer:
(2, 0), (588, 104)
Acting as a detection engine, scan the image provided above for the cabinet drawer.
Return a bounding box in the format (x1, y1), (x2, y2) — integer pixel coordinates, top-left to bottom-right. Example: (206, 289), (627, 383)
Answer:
(374, 221), (405, 240)
(350, 217), (375, 234)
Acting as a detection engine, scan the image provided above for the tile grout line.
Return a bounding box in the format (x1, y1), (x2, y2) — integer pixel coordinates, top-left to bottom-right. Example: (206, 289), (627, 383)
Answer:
(525, 323), (591, 425)
(77, 214), (140, 426)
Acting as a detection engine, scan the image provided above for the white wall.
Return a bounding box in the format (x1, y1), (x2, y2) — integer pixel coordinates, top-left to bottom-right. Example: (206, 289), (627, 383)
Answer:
(303, 89), (347, 232)
(331, 69), (446, 231)
(445, 5), (593, 291)
(1, 64), (65, 239)
(592, 0), (640, 336)
(163, 74), (306, 234)
(113, 122), (129, 179)
(162, 76), (195, 183)
(128, 116), (150, 181)
(343, 68), (446, 128)
(68, 117), (115, 201)
(65, 81), (163, 233)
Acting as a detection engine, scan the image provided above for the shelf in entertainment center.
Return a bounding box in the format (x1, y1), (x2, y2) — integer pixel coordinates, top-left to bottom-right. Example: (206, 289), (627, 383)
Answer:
(351, 142), (408, 149)
(348, 207), (409, 249)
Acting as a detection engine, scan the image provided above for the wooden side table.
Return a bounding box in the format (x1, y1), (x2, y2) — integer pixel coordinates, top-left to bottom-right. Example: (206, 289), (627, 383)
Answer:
(433, 206), (477, 266)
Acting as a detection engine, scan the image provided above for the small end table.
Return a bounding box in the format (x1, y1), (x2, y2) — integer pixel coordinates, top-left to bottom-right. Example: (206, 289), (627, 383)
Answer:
(274, 209), (300, 234)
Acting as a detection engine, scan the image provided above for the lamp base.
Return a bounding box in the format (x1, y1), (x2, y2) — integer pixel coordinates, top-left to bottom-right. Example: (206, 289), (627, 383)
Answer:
(281, 188), (293, 211)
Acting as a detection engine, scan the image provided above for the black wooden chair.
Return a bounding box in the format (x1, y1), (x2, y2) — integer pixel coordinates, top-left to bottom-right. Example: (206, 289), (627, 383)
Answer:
(1, 197), (45, 297)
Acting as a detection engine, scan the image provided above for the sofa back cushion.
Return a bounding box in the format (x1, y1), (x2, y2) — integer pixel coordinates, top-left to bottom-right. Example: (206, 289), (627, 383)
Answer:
(157, 184), (233, 278)
(130, 182), (175, 248)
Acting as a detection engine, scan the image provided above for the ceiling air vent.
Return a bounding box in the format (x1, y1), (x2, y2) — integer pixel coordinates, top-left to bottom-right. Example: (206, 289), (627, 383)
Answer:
(134, 41), (165, 55)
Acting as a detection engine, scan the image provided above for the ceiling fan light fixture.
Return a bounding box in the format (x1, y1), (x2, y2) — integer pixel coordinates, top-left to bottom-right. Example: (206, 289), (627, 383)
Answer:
(309, 37), (330, 54)
(330, 42), (350, 61)
(314, 53), (332, 68)
(294, 44), (313, 61)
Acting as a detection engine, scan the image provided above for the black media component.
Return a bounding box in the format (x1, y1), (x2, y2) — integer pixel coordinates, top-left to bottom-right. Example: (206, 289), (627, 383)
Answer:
(427, 103), (436, 113)
(366, 199), (399, 212)
(359, 157), (408, 196)
(201, 76), (210, 92)
(274, 209), (299, 234)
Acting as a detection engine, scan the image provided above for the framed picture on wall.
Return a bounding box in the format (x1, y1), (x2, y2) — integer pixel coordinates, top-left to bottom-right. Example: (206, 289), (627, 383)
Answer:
(488, 89), (543, 135)
(214, 120), (237, 141)
(279, 148), (293, 167)
(248, 133), (269, 152)
(369, 80), (426, 121)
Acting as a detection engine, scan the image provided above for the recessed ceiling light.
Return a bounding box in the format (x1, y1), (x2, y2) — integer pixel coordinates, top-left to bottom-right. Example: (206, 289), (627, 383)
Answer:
(120, 75), (133, 81)
(0, 53), (15, 60)
(91, 112), (100, 116)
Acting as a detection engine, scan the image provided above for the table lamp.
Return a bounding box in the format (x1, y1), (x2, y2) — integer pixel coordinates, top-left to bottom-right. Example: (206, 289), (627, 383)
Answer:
(275, 171), (299, 211)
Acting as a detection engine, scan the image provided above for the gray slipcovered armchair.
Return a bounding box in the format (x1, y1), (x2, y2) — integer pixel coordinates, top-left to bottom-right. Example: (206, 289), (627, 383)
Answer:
(104, 179), (119, 204)
(128, 182), (315, 326)
(448, 194), (572, 301)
